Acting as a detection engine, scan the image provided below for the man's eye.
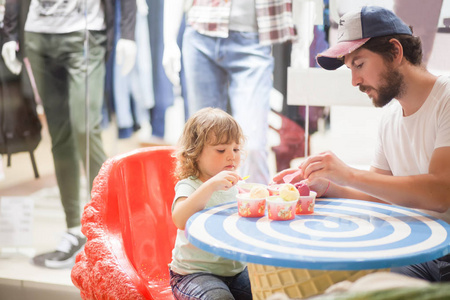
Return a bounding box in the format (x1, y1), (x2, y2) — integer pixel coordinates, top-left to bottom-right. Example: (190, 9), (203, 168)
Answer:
(356, 63), (363, 69)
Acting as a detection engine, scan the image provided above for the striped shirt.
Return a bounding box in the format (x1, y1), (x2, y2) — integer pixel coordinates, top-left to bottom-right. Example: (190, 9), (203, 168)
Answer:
(187, 0), (297, 45)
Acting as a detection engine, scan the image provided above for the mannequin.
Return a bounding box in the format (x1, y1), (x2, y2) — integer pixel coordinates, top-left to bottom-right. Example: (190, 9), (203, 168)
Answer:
(163, 0), (319, 184)
(1, 0), (136, 269)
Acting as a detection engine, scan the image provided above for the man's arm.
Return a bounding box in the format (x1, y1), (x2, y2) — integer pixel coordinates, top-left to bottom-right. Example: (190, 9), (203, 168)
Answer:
(302, 148), (450, 212)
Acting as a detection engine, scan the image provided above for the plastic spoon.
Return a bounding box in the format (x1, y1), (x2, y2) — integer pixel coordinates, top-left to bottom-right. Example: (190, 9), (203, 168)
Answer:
(283, 169), (302, 184)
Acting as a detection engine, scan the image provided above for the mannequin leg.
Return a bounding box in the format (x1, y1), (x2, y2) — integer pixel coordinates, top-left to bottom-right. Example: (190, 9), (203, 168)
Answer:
(224, 31), (273, 184)
(25, 32), (81, 229)
(66, 31), (108, 197)
(24, 31), (107, 269)
(182, 26), (229, 115)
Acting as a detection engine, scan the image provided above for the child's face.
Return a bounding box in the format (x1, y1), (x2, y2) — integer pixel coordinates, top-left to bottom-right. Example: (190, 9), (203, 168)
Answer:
(197, 141), (242, 181)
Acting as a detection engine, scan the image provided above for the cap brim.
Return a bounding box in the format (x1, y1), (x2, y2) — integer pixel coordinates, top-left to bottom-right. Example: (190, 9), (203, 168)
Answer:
(316, 38), (370, 70)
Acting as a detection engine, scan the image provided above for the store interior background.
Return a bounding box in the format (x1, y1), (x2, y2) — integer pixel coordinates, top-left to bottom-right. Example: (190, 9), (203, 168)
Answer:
(0, 0), (449, 299)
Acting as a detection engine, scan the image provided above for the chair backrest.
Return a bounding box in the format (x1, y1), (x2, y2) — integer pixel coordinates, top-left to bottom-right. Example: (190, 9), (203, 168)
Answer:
(72, 146), (177, 300)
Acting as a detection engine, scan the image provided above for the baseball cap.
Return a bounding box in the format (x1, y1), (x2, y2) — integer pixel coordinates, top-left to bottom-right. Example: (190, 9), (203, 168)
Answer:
(316, 6), (412, 70)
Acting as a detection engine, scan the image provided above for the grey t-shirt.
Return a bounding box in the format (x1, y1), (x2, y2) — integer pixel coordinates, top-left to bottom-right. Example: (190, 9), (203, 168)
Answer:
(25, 0), (106, 33)
(169, 176), (246, 276)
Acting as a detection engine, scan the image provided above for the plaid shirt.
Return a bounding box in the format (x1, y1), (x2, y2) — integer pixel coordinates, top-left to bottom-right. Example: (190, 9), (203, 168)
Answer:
(187, 0), (297, 45)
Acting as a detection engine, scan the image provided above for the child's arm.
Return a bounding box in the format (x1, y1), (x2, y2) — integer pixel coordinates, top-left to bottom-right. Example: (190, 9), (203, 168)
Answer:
(172, 171), (240, 230)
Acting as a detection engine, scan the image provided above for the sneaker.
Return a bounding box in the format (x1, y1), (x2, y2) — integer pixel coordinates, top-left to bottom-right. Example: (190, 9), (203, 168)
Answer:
(32, 232), (86, 269)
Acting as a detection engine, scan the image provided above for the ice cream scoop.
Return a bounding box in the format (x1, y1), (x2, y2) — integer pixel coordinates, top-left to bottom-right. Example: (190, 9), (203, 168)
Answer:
(279, 183), (300, 201)
(294, 181), (310, 196)
(250, 186), (269, 199)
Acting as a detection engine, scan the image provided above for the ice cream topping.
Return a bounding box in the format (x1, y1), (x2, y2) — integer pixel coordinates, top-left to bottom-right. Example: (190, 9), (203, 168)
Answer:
(279, 184), (300, 201)
(249, 186), (269, 199)
(294, 181), (310, 196)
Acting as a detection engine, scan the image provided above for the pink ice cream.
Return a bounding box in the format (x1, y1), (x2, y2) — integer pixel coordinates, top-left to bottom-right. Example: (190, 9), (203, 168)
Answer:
(294, 181), (310, 196)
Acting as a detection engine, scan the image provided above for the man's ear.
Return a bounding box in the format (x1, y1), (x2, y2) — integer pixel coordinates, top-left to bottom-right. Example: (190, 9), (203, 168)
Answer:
(389, 38), (403, 65)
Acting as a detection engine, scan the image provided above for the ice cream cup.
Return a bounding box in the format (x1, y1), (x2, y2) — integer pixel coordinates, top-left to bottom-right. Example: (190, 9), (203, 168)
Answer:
(237, 182), (267, 194)
(296, 191), (317, 215)
(266, 196), (297, 221)
(236, 193), (266, 218)
(267, 184), (285, 196)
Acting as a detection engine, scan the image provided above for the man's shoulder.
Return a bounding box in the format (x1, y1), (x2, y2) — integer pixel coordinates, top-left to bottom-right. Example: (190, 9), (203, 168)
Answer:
(435, 75), (450, 91)
(431, 76), (450, 104)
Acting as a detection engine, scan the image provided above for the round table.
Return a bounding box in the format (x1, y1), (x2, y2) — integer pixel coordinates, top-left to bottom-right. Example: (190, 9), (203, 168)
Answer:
(186, 198), (450, 270)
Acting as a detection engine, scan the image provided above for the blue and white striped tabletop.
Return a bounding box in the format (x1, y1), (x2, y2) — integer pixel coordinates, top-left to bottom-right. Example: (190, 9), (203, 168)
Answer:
(186, 199), (450, 270)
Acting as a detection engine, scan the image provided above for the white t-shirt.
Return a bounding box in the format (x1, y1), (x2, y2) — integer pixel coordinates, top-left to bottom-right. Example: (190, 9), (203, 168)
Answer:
(169, 177), (246, 276)
(229, 0), (258, 32)
(372, 75), (450, 222)
(24, 0), (106, 34)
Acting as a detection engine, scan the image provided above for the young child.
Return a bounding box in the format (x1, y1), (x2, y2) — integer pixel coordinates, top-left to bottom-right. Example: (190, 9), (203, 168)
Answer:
(169, 107), (253, 300)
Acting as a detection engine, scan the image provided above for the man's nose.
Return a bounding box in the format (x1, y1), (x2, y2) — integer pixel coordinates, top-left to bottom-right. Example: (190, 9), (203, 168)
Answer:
(351, 70), (362, 87)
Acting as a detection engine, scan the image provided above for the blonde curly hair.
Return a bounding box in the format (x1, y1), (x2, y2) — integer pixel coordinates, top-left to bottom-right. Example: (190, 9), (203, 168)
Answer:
(174, 107), (246, 180)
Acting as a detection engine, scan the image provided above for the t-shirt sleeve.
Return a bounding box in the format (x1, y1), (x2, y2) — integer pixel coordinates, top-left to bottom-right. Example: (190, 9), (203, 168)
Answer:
(436, 97), (450, 149)
(172, 180), (197, 212)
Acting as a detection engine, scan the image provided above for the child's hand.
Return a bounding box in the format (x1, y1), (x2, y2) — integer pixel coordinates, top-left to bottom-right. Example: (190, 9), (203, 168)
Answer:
(208, 171), (241, 191)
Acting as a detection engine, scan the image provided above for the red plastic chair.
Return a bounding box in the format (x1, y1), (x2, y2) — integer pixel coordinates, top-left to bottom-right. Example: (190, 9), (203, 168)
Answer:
(71, 146), (177, 299)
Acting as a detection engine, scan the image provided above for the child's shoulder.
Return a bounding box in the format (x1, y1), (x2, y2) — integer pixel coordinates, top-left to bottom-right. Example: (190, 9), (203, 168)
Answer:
(175, 176), (202, 189)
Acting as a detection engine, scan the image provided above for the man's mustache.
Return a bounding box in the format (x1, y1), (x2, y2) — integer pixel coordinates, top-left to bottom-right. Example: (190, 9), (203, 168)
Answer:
(359, 85), (371, 93)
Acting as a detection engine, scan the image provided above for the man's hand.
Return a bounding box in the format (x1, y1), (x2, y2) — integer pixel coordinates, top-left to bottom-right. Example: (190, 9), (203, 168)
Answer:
(300, 151), (353, 187)
(1, 41), (22, 75)
(116, 39), (137, 76)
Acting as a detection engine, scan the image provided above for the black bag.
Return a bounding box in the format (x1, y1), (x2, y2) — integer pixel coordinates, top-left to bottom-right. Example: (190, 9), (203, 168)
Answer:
(0, 59), (41, 178)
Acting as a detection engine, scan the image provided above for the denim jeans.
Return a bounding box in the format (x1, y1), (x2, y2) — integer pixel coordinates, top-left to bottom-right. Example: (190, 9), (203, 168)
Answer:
(170, 268), (253, 300)
(182, 26), (273, 184)
(391, 254), (450, 282)
(148, 0), (174, 138)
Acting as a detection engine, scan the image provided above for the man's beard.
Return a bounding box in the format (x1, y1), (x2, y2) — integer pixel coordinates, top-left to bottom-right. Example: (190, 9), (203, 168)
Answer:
(360, 64), (405, 107)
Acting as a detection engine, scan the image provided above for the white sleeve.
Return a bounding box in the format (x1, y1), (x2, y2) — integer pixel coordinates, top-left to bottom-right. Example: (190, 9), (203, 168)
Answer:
(435, 95), (450, 149)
